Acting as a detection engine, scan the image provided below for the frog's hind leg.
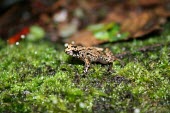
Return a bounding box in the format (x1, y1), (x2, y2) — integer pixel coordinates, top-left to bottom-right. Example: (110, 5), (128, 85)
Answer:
(107, 62), (116, 74)
(83, 58), (91, 74)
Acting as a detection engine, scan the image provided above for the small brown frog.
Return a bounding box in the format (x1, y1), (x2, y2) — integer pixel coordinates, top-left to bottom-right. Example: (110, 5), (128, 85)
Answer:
(65, 43), (118, 73)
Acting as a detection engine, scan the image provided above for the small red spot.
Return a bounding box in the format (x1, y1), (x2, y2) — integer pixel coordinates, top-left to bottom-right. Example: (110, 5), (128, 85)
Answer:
(8, 27), (30, 44)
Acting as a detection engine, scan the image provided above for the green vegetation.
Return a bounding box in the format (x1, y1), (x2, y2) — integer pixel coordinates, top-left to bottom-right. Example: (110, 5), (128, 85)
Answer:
(88, 22), (129, 42)
(27, 25), (45, 41)
(0, 23), (170, 113)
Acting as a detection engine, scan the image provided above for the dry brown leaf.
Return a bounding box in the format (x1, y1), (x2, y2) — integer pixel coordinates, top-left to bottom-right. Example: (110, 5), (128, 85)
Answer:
(121, 11), (161, 38)
(155, 5), (170, 17)
(126, 0), (167, 6)
(65, 30), (105, 46)
(138, 0), (164, 6)
(104, 4), (127, 24)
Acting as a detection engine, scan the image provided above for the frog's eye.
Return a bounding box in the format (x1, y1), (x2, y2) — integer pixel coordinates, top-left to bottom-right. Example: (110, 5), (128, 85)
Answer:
(71, 41), (75, 44)
(64, 43), (69, 47)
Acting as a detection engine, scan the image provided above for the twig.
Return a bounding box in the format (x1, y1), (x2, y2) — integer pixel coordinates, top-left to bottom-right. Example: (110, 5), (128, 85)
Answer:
(115, 42), (170, 59)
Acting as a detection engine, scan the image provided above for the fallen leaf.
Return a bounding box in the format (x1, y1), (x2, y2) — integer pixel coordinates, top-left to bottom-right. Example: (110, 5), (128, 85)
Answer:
(121, 11), (161, 38)
(138, 0), (165, 6)
(65, 30), (105, 46)
(104, 4), (128, 24)
(155, 5), (170, 17)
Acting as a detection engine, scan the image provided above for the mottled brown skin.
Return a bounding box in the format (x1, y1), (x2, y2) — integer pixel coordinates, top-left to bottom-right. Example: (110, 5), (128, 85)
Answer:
(65, 44), (118, 73)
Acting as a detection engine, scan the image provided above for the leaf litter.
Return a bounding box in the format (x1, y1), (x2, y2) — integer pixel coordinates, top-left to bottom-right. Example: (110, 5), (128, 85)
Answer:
(66, 0), (170, 46)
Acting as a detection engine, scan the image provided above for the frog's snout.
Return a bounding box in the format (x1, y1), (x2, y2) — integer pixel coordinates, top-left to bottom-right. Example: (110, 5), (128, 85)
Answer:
(65, 49), (73, 56)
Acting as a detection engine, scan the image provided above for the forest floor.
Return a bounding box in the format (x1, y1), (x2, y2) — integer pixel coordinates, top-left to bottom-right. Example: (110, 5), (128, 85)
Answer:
(0, 22), (170, 113)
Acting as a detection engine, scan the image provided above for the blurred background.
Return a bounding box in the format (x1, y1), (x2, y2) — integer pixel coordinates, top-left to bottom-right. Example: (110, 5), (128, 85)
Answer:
(0, 0), (170, 46)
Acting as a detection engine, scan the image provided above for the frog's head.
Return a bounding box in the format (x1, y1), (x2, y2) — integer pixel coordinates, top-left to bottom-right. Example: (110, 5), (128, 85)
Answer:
(64, 43), (78, 56)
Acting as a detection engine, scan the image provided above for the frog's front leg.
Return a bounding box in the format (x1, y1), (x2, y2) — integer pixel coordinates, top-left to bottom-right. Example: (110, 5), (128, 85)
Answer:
(108, 62), (113, 71)
(83, 58), (91, 74)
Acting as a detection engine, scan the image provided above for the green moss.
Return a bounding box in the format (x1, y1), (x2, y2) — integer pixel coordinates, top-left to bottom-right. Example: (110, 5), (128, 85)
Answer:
(0, 23), (170, 112)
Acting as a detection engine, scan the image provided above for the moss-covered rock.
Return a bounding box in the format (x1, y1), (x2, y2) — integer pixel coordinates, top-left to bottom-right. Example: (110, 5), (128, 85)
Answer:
(0, 23), (170, 112)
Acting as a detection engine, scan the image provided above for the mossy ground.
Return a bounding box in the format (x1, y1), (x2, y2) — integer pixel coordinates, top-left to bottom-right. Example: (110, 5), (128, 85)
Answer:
(0, 23), (170, 113)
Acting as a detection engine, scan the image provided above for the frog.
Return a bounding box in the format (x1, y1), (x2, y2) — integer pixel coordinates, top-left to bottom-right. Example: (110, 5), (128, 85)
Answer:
(64, 43), (118, 73)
